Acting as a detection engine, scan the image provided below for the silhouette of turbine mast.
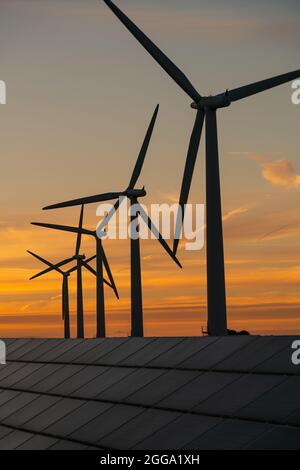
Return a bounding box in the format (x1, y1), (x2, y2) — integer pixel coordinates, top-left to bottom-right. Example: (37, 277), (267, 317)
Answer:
(28, 250), (96, 339)
(42, 105), (181, 337)
(103, 0), (300, 336)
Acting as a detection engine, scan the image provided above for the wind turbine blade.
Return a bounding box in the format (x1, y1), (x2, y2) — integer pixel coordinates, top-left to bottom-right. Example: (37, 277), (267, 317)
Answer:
(43, 192), (124, 210)
(28, 250), (65, 276)
(173, 110), (205, 255)
(81, 259), (114, 290)
(86, 254), (97, 263)
(27, 250), (53, 268)
(96, 198), (122, 235)
(30, 256), (76, 280)
(67, 254), (96, 275)
(75, 205), (84, 256)
(81, 259), (97, 276)
(138, 206), (182, 269)
(101, 246), (119, 299)
(31, 222), (93, 236)
(229, 69), (300, 102)
(66, 264), (78, 274)
(128, 105), (159, 189)
(103, 0), (201, 102)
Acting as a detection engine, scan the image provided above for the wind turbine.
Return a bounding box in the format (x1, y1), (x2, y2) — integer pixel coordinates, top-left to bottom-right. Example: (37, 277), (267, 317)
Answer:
(28, 251), (96, 339)
(103, 0), (300, 336)
(31, 205), (89, 338)
(30, 222), (119, 338)
(41, 105), (181, 337)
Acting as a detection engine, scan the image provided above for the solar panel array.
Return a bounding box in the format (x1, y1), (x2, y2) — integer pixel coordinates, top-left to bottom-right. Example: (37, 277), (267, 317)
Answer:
(0, 336), (299, 450)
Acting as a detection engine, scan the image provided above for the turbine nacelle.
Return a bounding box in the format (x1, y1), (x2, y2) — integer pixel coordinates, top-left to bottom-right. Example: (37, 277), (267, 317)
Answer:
(75, 254), (86, 261)
(125, 187), (147, 199)
(191, 93), (231, 111)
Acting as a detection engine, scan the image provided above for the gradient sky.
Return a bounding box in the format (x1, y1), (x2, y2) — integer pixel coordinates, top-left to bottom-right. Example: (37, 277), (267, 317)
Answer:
(0, 0), (300, 337)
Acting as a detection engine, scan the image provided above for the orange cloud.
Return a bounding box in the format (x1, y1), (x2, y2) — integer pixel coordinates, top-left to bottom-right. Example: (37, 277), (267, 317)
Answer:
(253, 157), (300, 187)
(223, 206), (249, 222)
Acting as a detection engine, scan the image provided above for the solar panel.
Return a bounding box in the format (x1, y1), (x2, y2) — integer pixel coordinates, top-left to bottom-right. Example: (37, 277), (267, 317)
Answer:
(0, 362), (25, 382)
(100, 368), (165, 402)
(148, 337), (217, 368)
(97, 337), (155, 365)
(185, 418), (272, 450)
(0, 337), (299, 450)
(23, 398), (83, 432)
(0, 363), (43, 388)
(50, 339), (105, 363)
(254, 339), (300, 375)
(0, 425), (14, 440)
(6, 339), (29, 352)
(15, 364), (65, 390)
(125, 369), (199, 406)
(237, 376), (300, 423)
(48, 439), (89, 450)
(6, 339), (30, 355)
(45, 401), (112, 437)
(20, 340), (65, 362)
(134, 414), (221, 450)
(73, 338), (129, 364)
(120, 338), (184, 367)
(70, 403), (143, 445)
(246, 425), (300, 450)
(180, 336), (256, 370)
(217, 336), (296, 373)
(194, 373), (285, 417)
(0, 392), (37, 421)
(30, 365), (85, 394)
(52, 366), (108, 396)
(15, 434), (58, 450)
(0, 429), (34, 450)
(8, 339), (46, 361)
(0, 390), (20, 407)
(101, 408), (180, 449)
(2, 395), (60, 427)
(72, 367), (135, 400)
(159, 371), (239, 411)
(37, 340), (84, 362)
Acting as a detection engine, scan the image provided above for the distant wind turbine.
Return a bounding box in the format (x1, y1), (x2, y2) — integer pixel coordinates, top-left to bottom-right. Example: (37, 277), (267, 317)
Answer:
(103, 0), (300, 336)
(31, 220), (119, 338)
(28, 250), (96, 339)
(41, 105), (181, 337)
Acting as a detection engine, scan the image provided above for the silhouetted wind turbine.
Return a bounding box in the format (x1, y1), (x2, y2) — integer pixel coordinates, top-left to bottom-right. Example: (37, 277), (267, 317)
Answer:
(32, 206), (88, 338)
(103, 0), (300, 336)
(31, 222), (119, 338)
(28, 250), (96, 339)
(42, 105), (181, 337)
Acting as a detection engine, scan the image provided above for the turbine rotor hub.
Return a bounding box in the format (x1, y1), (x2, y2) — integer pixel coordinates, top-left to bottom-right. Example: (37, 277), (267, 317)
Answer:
(126, 188), (147, 199)
(191, 93), (231, 111)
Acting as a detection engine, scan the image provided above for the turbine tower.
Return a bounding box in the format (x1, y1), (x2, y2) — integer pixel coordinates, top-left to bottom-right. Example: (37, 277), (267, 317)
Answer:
(41, 105), (181, 337)
(103, 0), (300, 336)
(28, 250), (96, 339)
(30, 222), (119, 338)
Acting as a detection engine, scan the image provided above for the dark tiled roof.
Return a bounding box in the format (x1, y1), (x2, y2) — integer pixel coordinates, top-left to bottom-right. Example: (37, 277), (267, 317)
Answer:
(0, 336), (299, 450)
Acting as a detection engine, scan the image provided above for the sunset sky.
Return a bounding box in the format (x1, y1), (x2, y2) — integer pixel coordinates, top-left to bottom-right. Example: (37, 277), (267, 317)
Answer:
(0, 0), (300, 337)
